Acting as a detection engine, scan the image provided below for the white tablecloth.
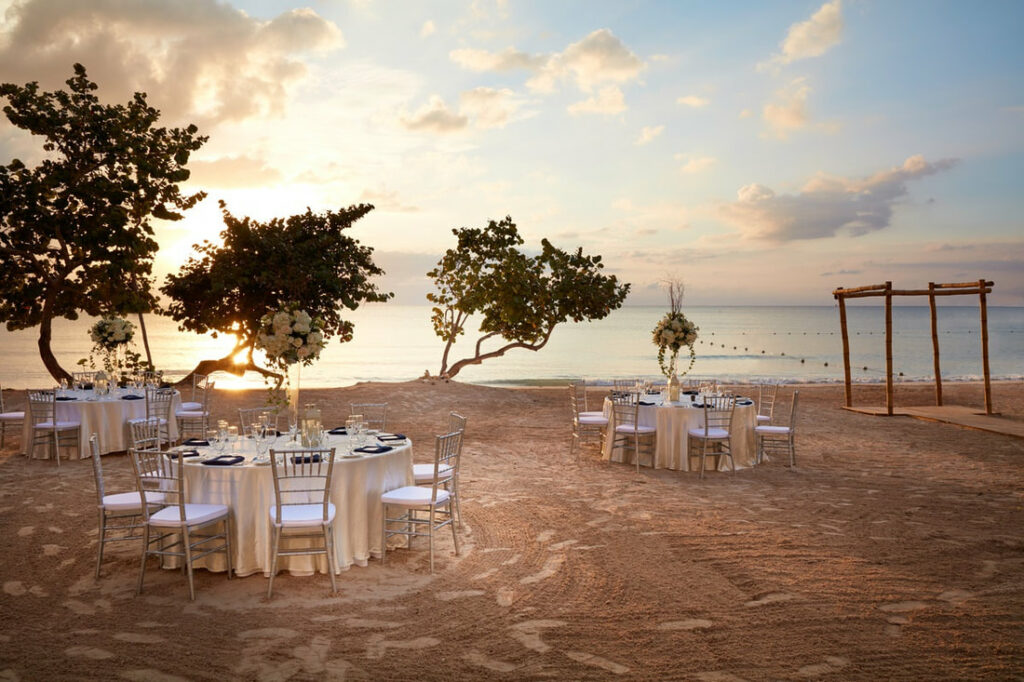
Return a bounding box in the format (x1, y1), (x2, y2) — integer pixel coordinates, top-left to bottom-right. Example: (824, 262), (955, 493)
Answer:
(602, 395), (757, 471)
(175, 433), (413, 577)
(23, 389), (180, 458)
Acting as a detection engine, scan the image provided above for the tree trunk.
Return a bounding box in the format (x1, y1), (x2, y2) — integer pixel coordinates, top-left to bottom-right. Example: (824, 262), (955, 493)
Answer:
(445, 327), (554, 380)
(137, 312), (154, 369)
(180, 356), (283, 389)
(38, 312), (71, 384)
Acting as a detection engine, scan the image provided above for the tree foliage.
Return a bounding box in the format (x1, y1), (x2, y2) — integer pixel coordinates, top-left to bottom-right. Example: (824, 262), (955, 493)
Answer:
(0, 64), (207, 382)
(427, 216), (631, 379)
(161, 201), (392, 382)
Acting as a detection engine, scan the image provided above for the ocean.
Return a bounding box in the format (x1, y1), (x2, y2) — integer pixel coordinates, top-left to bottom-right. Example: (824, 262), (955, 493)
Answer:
(0, 305), (1021, 390)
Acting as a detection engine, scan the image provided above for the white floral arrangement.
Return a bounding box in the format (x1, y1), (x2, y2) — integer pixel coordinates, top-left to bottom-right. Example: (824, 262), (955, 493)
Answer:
(255, 306), (326, 368)
(651, 281), (699, 379)
(89, 316), (135, 351)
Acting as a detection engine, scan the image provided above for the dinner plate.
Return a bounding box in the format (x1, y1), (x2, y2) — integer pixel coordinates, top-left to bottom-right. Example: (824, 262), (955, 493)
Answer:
(341, 453), (362, 459)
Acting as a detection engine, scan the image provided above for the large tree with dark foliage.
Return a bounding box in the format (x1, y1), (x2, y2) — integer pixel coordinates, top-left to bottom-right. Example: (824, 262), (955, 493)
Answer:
(162, 200), (391, 382)
(428, 216), (631, 380)
(0, 64), (206, 382)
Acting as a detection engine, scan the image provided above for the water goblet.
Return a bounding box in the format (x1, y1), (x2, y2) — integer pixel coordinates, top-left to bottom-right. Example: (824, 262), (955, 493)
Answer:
(227, 425), (239, 444)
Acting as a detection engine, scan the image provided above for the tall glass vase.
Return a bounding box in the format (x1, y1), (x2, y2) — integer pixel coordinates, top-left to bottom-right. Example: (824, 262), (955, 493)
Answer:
(286, 363), (301, 427)
(667, 372), (680, 402)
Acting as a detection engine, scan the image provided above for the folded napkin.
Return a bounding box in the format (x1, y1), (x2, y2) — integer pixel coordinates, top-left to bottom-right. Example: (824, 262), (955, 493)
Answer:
(354, 444), (392, 454)
(638, 401), (656, 406)
(121, 394), (144, 400)
(377, 433), (407, 441)
(736, 399), (754, 406)
(167, 450), (200, 460)
(55, 396), (77, 401)
(182, 438), (210, 446)
(82, 383), (94, 390)
(292, 454), (322, 464)
(327, 427), (348, 435)
(682, 390), (698, 395)
(693, 403), (705, 409)
(201, 455), (245, 466)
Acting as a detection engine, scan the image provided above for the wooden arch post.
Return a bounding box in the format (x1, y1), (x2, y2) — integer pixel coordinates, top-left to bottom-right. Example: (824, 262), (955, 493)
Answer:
(832, 279), (995, 415)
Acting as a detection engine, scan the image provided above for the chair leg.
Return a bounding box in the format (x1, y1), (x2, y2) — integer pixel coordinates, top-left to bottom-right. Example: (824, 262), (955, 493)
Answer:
(95, 509), (107, 579)
(380, 504), (388, 566)
(183, 525), (196, 601)
(267, 525), (281, 598)
(137, 525), (151, 596)
(224, 516), (233, 579)
(449, 503), (460, 556)
(324, 525), (338, 594)
(428, 508), (435, 574)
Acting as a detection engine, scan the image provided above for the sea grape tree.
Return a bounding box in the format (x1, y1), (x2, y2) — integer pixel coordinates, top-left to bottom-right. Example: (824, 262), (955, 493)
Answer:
(162, 201), (391, 383)
(0, 64), (207, 382)
(427, 216), (631, 380)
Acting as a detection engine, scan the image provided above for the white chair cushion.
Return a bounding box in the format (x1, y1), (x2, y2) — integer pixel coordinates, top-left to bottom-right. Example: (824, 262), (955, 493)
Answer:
(34, 421), (80, 430)
(412, 462), (453, 484)
(756, 415), (771, 422)
(0, 411), (24, 421)
(580, 411), (604, 419)
(688, 427), (730, 439)
(755, 425), (792, 435)
(175, 410), (207, 418)
(103, 491), (166, 512)
(614, 424), (656, 434)
(381, 485), (450, 507)
(268, 503), (336, 528)
(149, 503), (228, 528)
(578, 415), (609, 425)
(179, 401), (202, 411)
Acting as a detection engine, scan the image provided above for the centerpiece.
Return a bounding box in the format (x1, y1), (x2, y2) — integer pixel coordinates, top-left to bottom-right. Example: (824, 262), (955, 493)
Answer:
(254, 304), (326, 422)
(651, 280), (699, 401)
(81, 316), (136, 382)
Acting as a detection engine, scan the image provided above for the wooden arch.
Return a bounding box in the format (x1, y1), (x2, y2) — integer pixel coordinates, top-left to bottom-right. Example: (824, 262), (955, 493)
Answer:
(832, 279), (995, 415)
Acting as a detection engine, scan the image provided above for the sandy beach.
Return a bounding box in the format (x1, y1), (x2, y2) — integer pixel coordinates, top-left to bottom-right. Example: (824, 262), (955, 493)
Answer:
(1, 380), (1022, 680)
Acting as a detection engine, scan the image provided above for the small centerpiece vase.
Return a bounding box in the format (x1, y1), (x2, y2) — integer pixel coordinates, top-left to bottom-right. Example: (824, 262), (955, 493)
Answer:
(667, 372), (681, 402)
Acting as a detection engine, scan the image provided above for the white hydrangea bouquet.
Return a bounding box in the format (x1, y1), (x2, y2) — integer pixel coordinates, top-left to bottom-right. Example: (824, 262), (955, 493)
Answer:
(651, 281), (698, 379)
(256, 306), (326, 369)
(82, 316), (137, 377)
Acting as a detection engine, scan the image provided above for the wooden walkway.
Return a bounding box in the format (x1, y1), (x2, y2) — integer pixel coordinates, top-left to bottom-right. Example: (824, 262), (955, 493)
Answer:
(843, 405), (1024, 439)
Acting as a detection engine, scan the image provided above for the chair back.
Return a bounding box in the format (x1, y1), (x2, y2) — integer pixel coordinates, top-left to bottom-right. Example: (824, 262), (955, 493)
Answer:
(569, 381), (590, 412)
(28, 390), (56, 425)
(130, 448), (183, 522)
(448, 412), (467, 434)
(191, 374), (210, 402)
(431, 431), (462, 498)
(72, 371), (97, 387)
(351, 403), (388, 430)
(611, 400), (640, 430)
(568, 385), (583, 421)
(129, 417), (163, 452)
(89, 434), (105, 504)
(757, 383), (779, 421)
(145, 387), (174, 421)
(239, 407), (279, 432)
(701, 395), (736, 435)
(268, 447), (336, 525)
(786, 391), (800, 430)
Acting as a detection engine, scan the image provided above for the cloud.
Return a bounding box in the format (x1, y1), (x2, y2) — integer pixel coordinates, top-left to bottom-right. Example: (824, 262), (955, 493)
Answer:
(635, 125), (665, 145)
(420, 20), (436, 38)
(675, 154), (717, 174)
(719, 155), (959, 242)
(0, 0), (344, 126)
(400, 96), (469, 132)
(763, 78), (810, 139)
(449, 46), (547, 72)
(357, 186), (419, 213)
(528, 29), (645, 94)
(677, 95), (710, 108)
(760, 0), (843, 70)
(458, 87), (528, 129)
(738, 109), (753, 119)
(187, 155), (283, 188)
(567, 86), (626, 116)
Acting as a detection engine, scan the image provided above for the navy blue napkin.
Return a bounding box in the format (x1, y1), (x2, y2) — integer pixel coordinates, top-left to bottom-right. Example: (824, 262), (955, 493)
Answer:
(354, 444), (392, 454)
(378, 433), (406, 441)
(638, 401), (656, 406)
(202, 455), (245, 466)
(683, 390), (698, 395)
(328, 427), (347, 435)
(292, 454), (322, 464)
(736, 399), (754, 406)
(55, 396), (77, 401)
(182, 438), (210, 446)
(121, 394), (144, 400)
(167, 450), (200, 460)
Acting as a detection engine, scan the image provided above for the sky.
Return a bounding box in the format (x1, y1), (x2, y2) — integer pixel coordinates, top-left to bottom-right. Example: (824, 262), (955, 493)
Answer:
(1, 0), (1022, 306)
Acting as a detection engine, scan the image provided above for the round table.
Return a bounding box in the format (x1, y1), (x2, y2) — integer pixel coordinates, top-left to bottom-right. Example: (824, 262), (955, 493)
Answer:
(173, 433), (413, 577)
(601, 394), (757, 471)
(23, 388), (180, 458)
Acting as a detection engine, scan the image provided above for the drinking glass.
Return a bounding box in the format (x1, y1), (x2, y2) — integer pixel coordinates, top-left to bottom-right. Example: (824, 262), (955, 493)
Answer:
(288, 410), (299, 442)
(227, 425), (239, 443)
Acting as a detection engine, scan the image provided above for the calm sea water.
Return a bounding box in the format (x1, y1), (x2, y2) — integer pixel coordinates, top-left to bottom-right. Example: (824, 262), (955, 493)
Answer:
(0, 305), (1021, 390)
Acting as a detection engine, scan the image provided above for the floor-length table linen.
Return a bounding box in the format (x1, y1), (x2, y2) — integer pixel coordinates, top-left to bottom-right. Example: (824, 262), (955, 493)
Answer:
(22, 388), (180, 458)
(601, 395), (756, 471)
(174, 434), (413, 577)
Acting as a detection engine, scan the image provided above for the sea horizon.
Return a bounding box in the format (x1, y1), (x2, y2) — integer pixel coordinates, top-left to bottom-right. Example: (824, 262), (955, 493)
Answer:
(1, 304), (1020, 391)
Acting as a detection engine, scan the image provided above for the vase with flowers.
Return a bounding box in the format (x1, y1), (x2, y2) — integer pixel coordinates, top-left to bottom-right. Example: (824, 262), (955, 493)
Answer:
(651, 280), (699, 401)
(254, 304), (327, 422)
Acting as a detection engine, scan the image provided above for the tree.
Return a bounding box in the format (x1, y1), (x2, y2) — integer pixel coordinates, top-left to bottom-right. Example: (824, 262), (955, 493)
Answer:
(161, 201), (392, 383)
(0, 64), (207, 382)
(427, 216), (631, 380)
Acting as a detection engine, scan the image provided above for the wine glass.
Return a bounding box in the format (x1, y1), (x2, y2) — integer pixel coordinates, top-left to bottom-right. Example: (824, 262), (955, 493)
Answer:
(287, 409), (299, 442)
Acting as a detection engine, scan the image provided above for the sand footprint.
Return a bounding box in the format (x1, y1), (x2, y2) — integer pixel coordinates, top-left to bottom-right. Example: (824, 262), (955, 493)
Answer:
(744, 592), (796, 607)
(121, 669), (191, 682)
(797, 656), (850, 677)
(520, 555), (565, 585)
(3, 582), (26, 596)
(64, 646), (114, 661)
(565, 651), (630, 674)
(436, 590), (486, 601)
(114, 632), (165, 644)
(509, 619), (565, 653)
(536, 530), (555, 543)
(657, 619), (713, 631)
(879, 601), (928, 613)
(693, 672), (746, 681)
(16, 526), (33, 537)
(364, 633), (439, 660)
